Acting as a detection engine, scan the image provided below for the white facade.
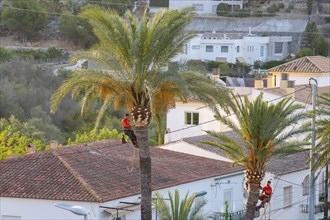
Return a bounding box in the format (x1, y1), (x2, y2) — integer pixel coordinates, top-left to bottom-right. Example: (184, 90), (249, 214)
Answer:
(270, 73), (330, 87)
(169, 0), (246, 14)
(175, 33), (292, 65)
(0, 173), (246, 220)
(165, 102), (233, 143)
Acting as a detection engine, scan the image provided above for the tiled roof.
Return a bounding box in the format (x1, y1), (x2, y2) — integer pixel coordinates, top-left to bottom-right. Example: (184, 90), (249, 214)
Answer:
(263, 85), (330, 105)
(0, 140), (244, 202)
(183, 133), (309, 175)
(269, 56), (330, 73)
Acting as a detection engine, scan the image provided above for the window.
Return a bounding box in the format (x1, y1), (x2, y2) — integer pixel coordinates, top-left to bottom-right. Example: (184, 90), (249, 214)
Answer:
(192, 45), (200, 50)
(183, 44), (188, 54)
(221, 46), (229, 53)
(192, 4), (203, 11)
(260, 46), (264, 57)
(236, 46), (240, 53)
(185, 112), (199, 125)
(302, 175), (309, 196)
(206, 45), (213, 52)
(224, 189), (233, 212)
(274, 42), (283, 54)
(283, 186), (292, 208)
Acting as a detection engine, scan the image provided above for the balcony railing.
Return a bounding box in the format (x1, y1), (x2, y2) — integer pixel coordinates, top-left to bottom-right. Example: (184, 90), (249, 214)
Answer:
(300, 204), (330, 214)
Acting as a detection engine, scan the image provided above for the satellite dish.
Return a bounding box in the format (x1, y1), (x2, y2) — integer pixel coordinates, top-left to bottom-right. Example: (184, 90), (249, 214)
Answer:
(55, 203), (90, 219)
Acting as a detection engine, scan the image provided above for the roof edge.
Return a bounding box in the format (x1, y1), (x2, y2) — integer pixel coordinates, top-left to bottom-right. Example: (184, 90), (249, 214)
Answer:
(52, 151), (103, 202)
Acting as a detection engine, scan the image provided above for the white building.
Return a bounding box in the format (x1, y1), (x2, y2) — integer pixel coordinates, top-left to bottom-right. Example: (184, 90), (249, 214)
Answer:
(148, 0), (247, 14)
(169, 0), (246, 14)
(0, 140), (246, 220)
(161, 134), (329, 220)
(175, 31), (292, 65)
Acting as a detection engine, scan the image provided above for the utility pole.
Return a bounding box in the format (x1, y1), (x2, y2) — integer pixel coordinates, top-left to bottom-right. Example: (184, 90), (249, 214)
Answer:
(309, 78), (318, 220)
(324, 164), (328, 220)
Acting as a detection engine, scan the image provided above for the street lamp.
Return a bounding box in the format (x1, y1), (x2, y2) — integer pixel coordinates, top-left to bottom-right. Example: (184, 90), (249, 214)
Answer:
(194, 191), (207, 198)
(55, 203), (90, 220)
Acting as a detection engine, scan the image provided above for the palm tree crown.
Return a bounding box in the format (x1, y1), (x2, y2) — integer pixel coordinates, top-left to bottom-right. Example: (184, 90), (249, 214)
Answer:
(202, 92), (310, 220)
(50, 7), (229, 220)
(153, 189), (207, 220)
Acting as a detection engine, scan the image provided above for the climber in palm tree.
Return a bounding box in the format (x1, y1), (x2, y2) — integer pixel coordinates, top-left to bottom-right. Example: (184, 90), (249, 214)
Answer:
(202, 92), (310, 220)
(50, 6), (230, 220)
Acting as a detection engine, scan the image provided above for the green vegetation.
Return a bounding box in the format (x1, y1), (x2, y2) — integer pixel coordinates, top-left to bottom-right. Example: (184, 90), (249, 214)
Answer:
(307, 0), (313, 15)
(305, 21), (329, 56)
(216, 3), (231, 17)
(67, 128), (124, 145)
(59, 12), (98, 48)
(50, 7), (230, 219)
(1, 0), (48, 43)
(296, 48), (313, 58)
(0, 47), (68, 62)
(203, 93), (309, 220)
(253, 60), (287, 70)
(153, 189), (207, 220)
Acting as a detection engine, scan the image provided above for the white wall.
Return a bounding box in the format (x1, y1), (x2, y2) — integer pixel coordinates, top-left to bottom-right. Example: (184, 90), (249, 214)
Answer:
(169, 0), (244, 14)
(174, 34), (292, 65)
(0, 198), (99, 220)
(160, 141), (233, 162)
(273, 73), (330, 87)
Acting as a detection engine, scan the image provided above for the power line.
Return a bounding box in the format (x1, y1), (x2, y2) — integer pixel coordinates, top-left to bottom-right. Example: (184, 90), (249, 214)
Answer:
(167, 85), (311, 134)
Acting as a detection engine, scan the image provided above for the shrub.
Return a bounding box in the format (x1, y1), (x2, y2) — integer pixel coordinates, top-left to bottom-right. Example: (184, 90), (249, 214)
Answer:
(325, 16), (330, 23)
(217, 3), (231, 16)
(253, 10), (263, 17)
(235, 9), (251, 17)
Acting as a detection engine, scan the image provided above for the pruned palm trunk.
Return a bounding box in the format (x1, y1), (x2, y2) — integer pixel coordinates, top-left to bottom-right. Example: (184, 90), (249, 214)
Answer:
(135, 126), (152, 220)
(245, 182), (260, 220)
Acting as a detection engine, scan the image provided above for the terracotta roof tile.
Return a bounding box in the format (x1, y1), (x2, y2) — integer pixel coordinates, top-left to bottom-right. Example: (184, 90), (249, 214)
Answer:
(183, 133), (310, 175)
(263, 85), (330, 105)
(0, 140), (244, 202)
(269, 56), (330, 73)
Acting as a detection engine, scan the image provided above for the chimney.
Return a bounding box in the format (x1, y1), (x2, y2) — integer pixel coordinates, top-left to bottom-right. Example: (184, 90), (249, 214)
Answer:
(267, 74), (273, 88)
(286, 80), (295, 99)
(254, 74), (264, 89)
(50, 140), (59, 150)
(8, 154), (18, 159)
(212, 68), (220, 82)
(27, 143), (36, 154)
(280, 73), (288, 89)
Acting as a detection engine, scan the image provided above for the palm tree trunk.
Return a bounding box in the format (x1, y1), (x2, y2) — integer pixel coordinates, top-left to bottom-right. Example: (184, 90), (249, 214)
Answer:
(135, 126), (152, 220)
(245, 182), (260, 220)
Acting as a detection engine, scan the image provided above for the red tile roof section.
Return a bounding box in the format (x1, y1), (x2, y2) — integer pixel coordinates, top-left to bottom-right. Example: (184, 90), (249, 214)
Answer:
(0, 140), (245, 202)
(264, 85), (330, 105)
(269, 56), (330, 73)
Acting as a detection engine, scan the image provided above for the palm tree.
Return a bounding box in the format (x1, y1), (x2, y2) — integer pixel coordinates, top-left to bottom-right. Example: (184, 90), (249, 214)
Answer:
(202, 92), (310, 220)
(311, 92), (330, 181)
(50, 7), (229, 220)
(153, 189), (207, 220)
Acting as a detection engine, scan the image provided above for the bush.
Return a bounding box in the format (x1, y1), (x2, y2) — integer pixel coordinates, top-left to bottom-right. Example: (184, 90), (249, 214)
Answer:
(235, 9), (251, 17)
(217, 3), (231, 16)
(307, 0), (313, 15)
(325, 16), (330, 23)
(296, 48), (313, 58)
(278, 3), (285, 9)
(266, 4), (279, 15)
(253, 10), (263, 17)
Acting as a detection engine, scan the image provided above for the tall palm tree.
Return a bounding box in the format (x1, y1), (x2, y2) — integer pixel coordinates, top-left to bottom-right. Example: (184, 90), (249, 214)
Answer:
(50, 7), (229, 220)
(153, 189), (207, 220)
(202, 92), (310, 220)
(311, 92), (330, 181)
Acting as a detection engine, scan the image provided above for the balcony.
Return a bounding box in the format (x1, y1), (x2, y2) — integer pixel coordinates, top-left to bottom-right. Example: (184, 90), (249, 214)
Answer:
(300, 204), (330, 214)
